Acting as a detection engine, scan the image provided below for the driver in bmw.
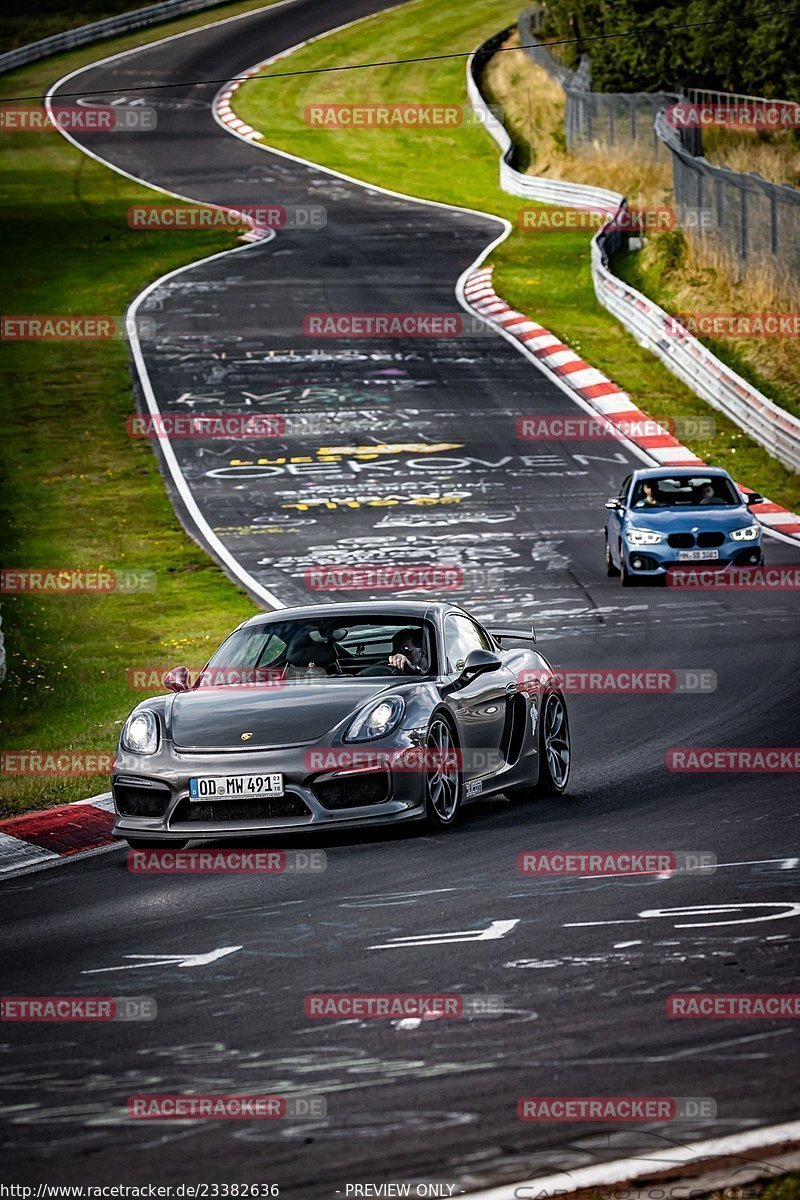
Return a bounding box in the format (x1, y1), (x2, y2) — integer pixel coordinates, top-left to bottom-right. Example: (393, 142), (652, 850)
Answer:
(360, 628), (429, 676)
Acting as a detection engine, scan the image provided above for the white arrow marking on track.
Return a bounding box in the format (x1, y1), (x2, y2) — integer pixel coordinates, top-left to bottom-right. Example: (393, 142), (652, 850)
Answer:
(565, 902), (800, 929)
(82, 946), (242, 973)
(370, 919), (519, 950)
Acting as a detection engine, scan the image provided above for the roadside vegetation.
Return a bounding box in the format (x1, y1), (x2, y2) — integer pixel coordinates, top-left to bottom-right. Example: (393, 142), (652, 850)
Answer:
(0, 0), (223, 54)
(234, 0), (800, 509)
(482, 32), (800, 419)
(536, 0), (800, 97)
(0, 0), (283, 816)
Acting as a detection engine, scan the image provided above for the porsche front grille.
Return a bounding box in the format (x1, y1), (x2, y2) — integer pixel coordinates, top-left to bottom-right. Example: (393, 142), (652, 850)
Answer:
(172, 795), (311, 822)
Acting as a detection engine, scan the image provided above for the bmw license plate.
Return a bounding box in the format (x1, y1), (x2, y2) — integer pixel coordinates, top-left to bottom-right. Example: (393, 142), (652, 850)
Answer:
(678, 549), (719, 561)
(189, 773), (284, 800)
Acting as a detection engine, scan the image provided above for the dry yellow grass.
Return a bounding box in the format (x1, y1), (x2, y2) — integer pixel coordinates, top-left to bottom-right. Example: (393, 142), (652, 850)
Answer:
(639, 234), (800, 394)
(482, 32), (799, 402)
(702, 129), (800, 187)
(483, 33), (672, 204)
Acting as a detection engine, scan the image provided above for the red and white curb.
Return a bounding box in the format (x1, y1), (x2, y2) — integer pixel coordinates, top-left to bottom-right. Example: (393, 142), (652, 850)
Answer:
(215, 65), (263, 143)
(0, 793), (118, 877)
(215, 66), (284, 243)
(463, 267), (800, 542)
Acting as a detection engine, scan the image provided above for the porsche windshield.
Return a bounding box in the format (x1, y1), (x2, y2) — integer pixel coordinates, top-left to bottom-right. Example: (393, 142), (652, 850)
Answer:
(631, 475), (740, 508)
(199, 617), (437, 683)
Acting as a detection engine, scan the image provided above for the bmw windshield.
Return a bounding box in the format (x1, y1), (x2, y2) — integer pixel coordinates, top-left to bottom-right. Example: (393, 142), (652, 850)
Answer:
(631, 475), (741, 509)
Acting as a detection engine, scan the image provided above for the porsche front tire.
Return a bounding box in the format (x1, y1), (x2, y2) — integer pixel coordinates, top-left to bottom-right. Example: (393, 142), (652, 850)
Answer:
(424, 716), (462, 829)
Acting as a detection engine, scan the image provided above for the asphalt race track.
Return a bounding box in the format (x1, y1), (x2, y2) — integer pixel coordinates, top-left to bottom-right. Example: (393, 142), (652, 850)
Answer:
(3, 0), (799, 1192)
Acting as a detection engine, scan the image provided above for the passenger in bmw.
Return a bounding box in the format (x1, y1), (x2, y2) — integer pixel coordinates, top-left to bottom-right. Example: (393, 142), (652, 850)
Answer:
(359, 628), (429, 677)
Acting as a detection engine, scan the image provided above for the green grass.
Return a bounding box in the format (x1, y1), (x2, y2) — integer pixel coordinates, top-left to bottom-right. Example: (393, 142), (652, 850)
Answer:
(0, 0), (289, 817)
(234, 0), (800, 511)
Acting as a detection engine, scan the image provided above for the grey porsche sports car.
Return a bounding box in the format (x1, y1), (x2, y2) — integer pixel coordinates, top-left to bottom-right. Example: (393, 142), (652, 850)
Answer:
(111, 601), (571, 846)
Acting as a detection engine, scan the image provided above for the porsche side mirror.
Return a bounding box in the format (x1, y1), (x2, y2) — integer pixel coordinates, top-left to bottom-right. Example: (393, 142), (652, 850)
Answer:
(605, 497), (624, 510)
(745, 492), (764, 506)
(163, 665), (193, 693)
(457, 649), (502, 685)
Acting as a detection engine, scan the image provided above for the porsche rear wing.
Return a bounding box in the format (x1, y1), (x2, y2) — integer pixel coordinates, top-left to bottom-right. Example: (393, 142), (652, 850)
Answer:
(490, 625), (537, 646)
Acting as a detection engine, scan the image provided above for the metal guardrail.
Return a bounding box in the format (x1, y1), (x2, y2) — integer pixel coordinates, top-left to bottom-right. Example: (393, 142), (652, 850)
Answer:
(467, 38), (800, 476)
(518, 7), (679, 162)
(0, 0), (230, 75)
(654, 109), (800, 276)
(467, 35), (622, 213)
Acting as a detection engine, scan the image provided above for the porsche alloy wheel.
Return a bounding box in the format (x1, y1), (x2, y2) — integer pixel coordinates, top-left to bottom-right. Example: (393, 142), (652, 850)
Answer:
(425, 717), (461, 828)
(539, 692), (571, 794)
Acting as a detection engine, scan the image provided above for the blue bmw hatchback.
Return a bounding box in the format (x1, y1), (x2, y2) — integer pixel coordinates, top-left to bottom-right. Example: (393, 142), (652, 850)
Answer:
(605, 467), (764, 585)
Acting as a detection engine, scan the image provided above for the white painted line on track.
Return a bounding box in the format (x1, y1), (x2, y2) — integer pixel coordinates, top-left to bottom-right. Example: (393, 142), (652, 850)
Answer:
(463, 1120), (800, 1199)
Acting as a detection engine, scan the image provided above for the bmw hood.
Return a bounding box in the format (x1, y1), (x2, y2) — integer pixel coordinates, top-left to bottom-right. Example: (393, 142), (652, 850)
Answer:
(625, 505), (754, 534)
(168, 680), (400, 751)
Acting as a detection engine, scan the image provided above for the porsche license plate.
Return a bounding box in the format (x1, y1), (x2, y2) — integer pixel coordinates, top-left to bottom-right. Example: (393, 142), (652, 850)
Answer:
(678, 549), (719, 561)
(189, 773), (284, 800)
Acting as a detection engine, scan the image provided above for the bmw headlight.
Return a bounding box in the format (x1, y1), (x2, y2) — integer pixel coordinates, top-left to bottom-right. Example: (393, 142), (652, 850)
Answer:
(730, 524), (760, 542)
(344, 696), (405, 742)
(121, 709), (159, 754)
(628, 528), (664, 546)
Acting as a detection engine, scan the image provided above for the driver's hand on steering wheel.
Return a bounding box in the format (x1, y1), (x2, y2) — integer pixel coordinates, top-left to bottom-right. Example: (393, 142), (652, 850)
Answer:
(389, 653), (411, 671)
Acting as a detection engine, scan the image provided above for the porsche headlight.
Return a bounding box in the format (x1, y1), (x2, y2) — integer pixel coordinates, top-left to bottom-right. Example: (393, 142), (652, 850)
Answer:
(628, 528), (664, 546)
(730, 524), (760, 542)
(344, 696), (405, 742)
(121, 709), (159, 754)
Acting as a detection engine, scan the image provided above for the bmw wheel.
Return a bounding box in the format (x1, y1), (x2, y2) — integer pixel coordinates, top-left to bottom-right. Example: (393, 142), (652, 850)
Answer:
(424, 716), (462, 828)
(605, 533), (620, 577)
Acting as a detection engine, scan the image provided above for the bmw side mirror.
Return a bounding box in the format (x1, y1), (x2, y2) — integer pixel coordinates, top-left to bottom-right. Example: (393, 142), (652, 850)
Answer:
(745, 492), (764, 506)
(163, 665), (193, 693)
(605, 497), (623, 509)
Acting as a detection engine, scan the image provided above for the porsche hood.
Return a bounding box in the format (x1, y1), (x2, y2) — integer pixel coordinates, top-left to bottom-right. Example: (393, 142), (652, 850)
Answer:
(168, 680), (400, 751)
